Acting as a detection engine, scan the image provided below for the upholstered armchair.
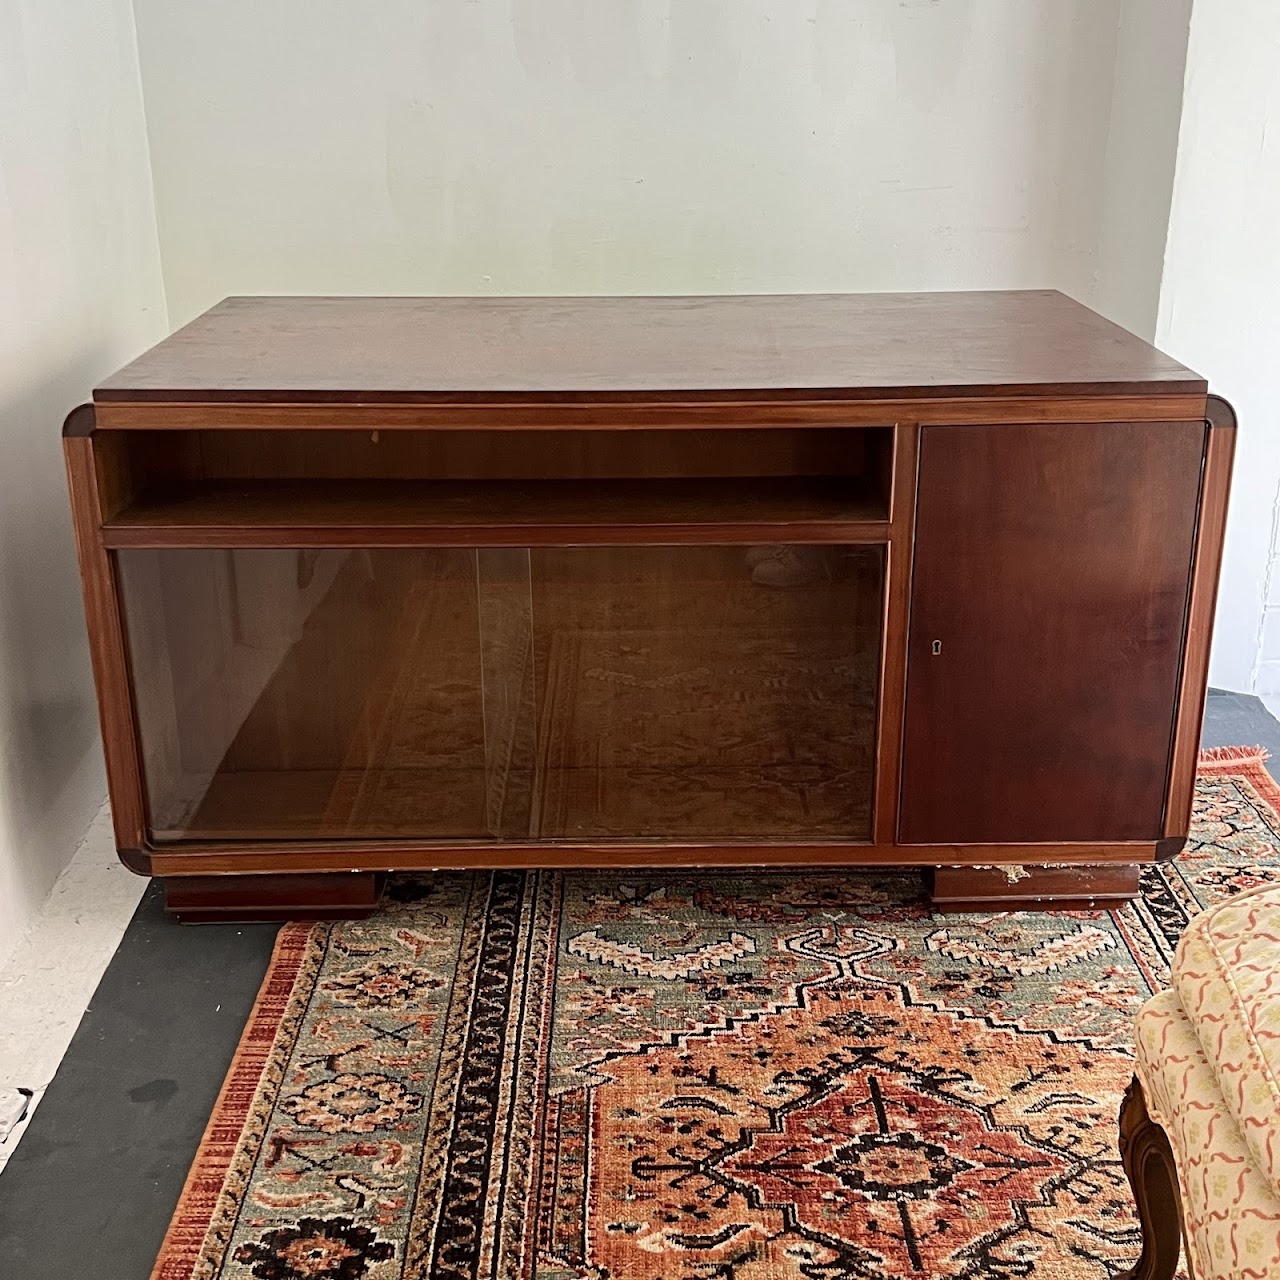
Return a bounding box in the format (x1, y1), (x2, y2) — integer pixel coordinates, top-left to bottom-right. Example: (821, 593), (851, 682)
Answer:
(1120, 883), (1280, 1279)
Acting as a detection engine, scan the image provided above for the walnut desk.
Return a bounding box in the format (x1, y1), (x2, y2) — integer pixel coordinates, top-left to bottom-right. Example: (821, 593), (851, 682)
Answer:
(63, 292), (1234, 919)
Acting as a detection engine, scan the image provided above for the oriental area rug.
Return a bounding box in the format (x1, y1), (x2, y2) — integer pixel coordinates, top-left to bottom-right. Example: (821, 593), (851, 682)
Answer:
(152, 748), (1280, 1280)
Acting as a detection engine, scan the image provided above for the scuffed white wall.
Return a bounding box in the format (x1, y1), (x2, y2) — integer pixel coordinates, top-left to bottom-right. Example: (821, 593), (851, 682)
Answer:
(1156, 0), (1280, 698)
(132, 0), (1132, 326)
(0, 0), (167, 960)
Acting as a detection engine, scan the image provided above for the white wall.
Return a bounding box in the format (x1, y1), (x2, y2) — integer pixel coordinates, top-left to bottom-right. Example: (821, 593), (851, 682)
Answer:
(1156, 0), (1280, 697)
(1087, 0), (1192, 341)
(0, 0), (167, 960)
(0, 0), (1261, 953)
(133, 0), (1135, 327)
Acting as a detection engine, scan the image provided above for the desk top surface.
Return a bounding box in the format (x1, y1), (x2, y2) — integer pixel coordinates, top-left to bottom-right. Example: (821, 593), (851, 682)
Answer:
(96, 291), (1204, 405)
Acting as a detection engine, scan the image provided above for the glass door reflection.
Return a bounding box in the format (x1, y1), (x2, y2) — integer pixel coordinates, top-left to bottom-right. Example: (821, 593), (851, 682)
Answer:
(118, 545), (884, 844)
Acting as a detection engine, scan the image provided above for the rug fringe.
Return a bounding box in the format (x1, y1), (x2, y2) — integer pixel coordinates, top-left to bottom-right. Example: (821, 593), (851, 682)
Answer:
(1198, 744), (1271, 766)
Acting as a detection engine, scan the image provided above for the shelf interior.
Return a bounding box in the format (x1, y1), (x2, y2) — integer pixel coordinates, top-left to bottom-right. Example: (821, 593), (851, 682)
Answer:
(105, 475), (886, 542)
(93, 426), (894, 541)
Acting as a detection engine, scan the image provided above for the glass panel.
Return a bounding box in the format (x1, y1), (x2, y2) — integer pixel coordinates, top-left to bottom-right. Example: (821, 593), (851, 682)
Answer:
(476, 548), (537, 838)
(118, 545), (883, 843)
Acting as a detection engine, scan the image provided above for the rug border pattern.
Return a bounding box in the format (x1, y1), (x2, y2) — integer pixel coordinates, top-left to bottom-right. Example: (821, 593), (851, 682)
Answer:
(148, 747), (1278, 1279)
(150, 923), (327, 1280)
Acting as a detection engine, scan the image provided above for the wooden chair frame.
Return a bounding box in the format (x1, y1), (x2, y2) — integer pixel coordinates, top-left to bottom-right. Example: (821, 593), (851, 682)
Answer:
(1118, 1076), (1189, 1280)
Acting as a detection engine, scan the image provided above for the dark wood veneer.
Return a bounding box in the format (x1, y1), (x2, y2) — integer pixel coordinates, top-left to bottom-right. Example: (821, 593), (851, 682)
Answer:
(96, 292), (1203, 403)
(91, 393), (1211, 431)
(63, 293), (1230, 919)
(931, 864), (1143, 912)
(900, 420), (1206, 845)
(63, 421), (148, 852)
(1163, 399), (1237, 838)
(165, 872), (386, 923)
(102, 477), (889, 548)
(1117, 1077), (1184, 1280)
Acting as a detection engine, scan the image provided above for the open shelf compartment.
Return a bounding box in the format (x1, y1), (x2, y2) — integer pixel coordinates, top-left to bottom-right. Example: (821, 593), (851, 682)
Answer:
(93, 426), (894, 546)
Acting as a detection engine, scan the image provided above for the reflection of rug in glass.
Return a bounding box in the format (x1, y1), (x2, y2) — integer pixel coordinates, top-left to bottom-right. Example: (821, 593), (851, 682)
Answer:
(187, 551), (495, 841)
(151, 750), (1280, 1280)
(329, 553), (540, 839)
(187, 545), (882, 842)
(332, 546), (881, 841)
(531, 626), (876, 839)
(328, 568), (498, 839)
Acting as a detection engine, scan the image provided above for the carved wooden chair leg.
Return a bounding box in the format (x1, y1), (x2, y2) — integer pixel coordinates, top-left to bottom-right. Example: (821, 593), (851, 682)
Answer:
(1117, 1076), (1185, 1280)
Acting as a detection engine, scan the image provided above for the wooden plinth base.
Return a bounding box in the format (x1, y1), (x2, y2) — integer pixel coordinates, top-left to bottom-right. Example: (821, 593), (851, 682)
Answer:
(164, 872), (387, 923)
(159, 862), (1144, 921)
(929, 863), (1142, 912)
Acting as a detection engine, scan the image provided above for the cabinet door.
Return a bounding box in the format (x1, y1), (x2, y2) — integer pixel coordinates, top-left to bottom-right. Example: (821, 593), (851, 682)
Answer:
(899, 420), (1205, 845)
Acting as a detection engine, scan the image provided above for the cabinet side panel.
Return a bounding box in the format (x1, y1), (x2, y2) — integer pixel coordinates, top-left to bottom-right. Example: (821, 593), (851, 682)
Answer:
(1164, 413), (1236, 837)
(63, 428), (149, 854)
(899, 420), (1205, 845)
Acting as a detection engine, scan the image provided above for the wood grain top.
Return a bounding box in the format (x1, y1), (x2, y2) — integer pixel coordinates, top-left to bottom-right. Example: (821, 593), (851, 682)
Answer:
(95, 292), (1204, 405)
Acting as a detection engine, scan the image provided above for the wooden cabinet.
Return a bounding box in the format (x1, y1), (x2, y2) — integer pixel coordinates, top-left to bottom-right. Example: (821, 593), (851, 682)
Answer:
(63, 292), (1235, 919)
(900, 421), (1205, 845)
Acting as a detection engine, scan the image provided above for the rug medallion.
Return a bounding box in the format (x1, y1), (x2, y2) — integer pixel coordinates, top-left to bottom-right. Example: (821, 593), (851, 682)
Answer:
(153, 749), (1280, 1279)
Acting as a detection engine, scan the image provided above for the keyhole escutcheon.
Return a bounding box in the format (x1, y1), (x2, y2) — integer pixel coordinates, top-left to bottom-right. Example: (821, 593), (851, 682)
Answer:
(931, 640), (943, 657)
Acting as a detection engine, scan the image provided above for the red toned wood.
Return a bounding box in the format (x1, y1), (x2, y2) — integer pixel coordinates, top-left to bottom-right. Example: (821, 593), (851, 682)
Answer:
(92, 393), (1209, 432)
(930, 864), (1142, 911)
(900, 420), (1206, 845)
(95, 293), (1203, 406)
(1164, 401), (1237, 837)
(62, 409), (149, 853)
(57, 294), (1233, 920)
(165, 872), (386, 922)
(145, 839), (1157, 878)
(101, 477), (889, 548)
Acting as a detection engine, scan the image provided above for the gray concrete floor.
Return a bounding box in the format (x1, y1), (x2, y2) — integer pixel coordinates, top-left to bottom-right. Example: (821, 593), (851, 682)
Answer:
(0, 690), (1277, 1278)
(1201, 688), (1280, 758)
(0, 884), (278, 1277)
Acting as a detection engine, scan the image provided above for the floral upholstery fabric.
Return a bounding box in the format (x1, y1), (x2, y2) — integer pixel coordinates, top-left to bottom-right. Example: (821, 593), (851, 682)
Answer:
(1171, 884), (1280, 1192)
(1134, 882), (1280, 1280)
(1135, 990), (1280, 1279)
